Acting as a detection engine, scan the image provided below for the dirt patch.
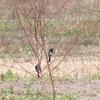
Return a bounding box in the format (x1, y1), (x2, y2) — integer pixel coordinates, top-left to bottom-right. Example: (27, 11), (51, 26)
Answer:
(0, 80), (100, 100)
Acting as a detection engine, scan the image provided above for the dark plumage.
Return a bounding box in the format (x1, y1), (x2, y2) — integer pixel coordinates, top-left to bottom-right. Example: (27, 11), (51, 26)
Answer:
(35, 64), (41, 78)
(48, 48), (53, 62)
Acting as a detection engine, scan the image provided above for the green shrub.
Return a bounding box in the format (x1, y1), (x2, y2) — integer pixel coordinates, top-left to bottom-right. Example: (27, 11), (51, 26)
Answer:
(1, 70), (14, 82)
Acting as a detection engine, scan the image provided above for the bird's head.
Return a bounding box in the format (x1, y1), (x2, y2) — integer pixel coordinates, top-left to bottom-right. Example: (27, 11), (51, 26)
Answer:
(50, 48), (53, 53)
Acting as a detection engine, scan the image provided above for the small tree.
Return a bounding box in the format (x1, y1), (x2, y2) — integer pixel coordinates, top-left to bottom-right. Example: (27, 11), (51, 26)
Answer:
(2, 0), (96, 100)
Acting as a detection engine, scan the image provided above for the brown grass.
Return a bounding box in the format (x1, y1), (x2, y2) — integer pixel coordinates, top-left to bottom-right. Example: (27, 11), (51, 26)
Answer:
(0, 56), (100, 79)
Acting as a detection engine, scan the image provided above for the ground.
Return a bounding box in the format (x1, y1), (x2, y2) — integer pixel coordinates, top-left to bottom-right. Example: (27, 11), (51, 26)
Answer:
(0, 80), (100, 100)
(0, 54), (100, 100)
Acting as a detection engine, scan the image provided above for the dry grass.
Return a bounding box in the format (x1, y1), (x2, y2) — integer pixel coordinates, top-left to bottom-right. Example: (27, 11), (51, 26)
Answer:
(0, 55), (100, 79)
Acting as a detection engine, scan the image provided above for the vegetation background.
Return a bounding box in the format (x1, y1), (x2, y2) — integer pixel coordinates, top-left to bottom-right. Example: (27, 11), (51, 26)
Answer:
(0, 0), (100, 100)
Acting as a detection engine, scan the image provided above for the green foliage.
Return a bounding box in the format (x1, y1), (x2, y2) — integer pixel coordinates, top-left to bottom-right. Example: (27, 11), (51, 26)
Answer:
(24, 33), (30, 38)
(1, 70), (14, 82)
(60, 77), (73, 83)
(93, 73), (100, 80)
(55, 93), (76, 100)
(97, 73), (100, 80)
(0, 21), (19, 32)
(52, 39), (57, 44)
(0, 86), (76, 100)
(1, 88), (8, 94)
(1, 87), (14, 94)
(25, 84), (34, 97)
(65, 93), (76, 100)
(17, 88), (23, 96)
(1, 73), (5, 81)
(44, 93), (51, 100)
(6, 70), (14, 80)
(1, 96), (15, 100)
(81, 73), (100, 81)
(0, 70), (23, 82)
(49, 21), (57, 28)
(44, 74), (51, 81)
(63, 30), (71, 36)
(9, 86), (14, 94)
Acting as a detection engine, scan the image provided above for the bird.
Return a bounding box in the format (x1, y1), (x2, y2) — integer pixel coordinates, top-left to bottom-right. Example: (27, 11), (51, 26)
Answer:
(48, 48), (53, 62)
(35, 64), (41, 78)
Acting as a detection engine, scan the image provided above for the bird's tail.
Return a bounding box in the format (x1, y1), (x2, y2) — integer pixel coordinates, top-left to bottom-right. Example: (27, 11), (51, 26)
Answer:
(48, 56), (51, 62)
(37, 72), (40, 78)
